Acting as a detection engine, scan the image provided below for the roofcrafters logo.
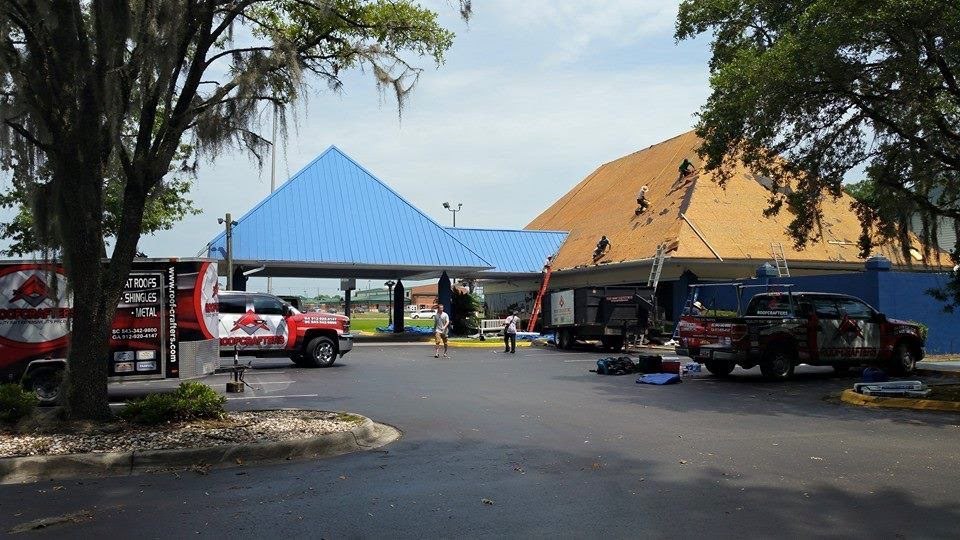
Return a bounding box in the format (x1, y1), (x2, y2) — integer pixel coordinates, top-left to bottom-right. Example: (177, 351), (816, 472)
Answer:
(231, 310), (270, 335)
(834, 315), (864, 342)
(11, 275), (51, 307)
(0, 266), (72, 344)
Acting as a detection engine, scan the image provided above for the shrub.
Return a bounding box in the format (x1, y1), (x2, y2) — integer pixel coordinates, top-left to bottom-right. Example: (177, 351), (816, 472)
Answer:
(0, 384), (39, 425)
(451, 290), (482, 335)
(118, 381), (225, 425)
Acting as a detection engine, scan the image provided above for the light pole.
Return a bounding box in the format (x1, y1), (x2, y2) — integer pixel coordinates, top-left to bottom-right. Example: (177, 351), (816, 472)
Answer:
(267, 101), (280, 294)
(442, 201), (462, 227)
(218, 214), (238, 289)
(385, 280), (396, 326)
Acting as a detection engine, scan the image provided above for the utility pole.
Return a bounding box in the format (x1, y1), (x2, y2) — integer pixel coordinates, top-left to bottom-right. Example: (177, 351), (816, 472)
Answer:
(267, 102), (278, 294)
(220, 213), (235, 289)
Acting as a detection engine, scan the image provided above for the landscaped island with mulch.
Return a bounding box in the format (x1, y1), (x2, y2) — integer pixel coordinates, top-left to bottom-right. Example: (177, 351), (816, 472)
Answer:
(0, 382), (373, 460)
(1, 409), (364, 458)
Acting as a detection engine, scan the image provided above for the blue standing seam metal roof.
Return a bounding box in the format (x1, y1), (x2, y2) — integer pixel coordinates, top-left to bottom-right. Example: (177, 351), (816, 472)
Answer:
(206, 146), (493, 275)
(443, 227), (568, 276)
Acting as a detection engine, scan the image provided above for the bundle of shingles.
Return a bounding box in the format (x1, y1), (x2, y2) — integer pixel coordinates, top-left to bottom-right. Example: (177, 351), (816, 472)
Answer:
(853, 381), (931, 398)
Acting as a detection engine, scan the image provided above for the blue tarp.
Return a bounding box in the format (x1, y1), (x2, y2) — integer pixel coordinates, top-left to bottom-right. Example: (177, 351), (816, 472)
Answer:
(376, 325), (434, 335)
(636, 373), (682, 385)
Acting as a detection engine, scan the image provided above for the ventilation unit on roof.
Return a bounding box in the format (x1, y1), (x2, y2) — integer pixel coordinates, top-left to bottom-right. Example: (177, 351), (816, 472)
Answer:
(752, 174), (793, 196)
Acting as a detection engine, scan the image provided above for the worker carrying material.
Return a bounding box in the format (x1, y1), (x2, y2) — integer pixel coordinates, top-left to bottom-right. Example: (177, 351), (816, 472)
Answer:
(593, 235), (610, 260)
(635, 185), (650, 215)
(678, 158), (696, 182)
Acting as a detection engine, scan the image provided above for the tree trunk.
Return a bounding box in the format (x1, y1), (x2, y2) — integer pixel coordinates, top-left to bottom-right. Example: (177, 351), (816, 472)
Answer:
(53, 154), (113, 420)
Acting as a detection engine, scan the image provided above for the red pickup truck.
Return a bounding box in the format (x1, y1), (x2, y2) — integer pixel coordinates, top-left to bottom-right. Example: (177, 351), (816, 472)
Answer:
(218, 291), (352, 367)
(676, 292), (925, 379)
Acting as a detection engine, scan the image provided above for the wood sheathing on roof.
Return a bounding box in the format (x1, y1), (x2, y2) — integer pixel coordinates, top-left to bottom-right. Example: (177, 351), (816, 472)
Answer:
(527, 131), (950, 271)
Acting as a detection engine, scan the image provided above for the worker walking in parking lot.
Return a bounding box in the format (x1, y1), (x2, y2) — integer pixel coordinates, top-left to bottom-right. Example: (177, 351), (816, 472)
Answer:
(503, 310), (520, 354)
(433, 304), (450, 358)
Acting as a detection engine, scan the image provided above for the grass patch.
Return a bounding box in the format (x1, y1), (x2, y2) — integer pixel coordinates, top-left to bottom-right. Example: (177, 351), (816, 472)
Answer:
(928, 384), (960, 402)
(0, 384), (38, 425)
(335, 412), (365, 424)
(350, 316), (433, 333)
(118, 382), (226, 425)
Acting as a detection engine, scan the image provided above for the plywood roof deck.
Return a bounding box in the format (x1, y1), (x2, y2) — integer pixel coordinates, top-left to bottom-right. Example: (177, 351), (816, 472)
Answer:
(527, 131), (949, 271)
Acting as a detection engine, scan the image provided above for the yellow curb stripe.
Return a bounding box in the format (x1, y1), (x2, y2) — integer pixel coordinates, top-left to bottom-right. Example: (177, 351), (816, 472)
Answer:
(840, 389), (960, 412)
(446, 341), (533, 349)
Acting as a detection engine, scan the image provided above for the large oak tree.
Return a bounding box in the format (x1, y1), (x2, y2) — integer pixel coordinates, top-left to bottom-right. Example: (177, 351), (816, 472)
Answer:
(0, 0), (466, 419)
(676, 0), (960, 306)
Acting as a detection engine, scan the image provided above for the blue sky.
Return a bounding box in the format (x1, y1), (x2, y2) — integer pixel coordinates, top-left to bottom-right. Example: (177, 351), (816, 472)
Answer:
(5, 1), (714, 296)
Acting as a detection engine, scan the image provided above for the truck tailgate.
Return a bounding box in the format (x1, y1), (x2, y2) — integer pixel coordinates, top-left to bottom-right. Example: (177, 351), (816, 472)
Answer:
(675, 316), (748, 361)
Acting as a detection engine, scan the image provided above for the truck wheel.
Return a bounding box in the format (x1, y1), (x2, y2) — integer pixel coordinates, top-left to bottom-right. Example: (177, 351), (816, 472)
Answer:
(26, 366), (64, 405)
(704, 360), (734, 377)
(303, 336), (337, 368)
(889, 343), (916, 376)
(558, 330), (572, 350)
(760, 346), (795, 380)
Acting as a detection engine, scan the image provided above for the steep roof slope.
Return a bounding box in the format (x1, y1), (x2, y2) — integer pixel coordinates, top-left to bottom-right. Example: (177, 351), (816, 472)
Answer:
(207, 146), (492, 273)
(527, 131), (948, 270)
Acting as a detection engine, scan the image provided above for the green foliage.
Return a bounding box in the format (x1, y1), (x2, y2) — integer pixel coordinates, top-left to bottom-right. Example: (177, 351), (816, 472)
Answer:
(451, 290), (482, 336)
(118, 382), (226, 425)
(0, 383), (39, 424)
(0, 145), (200, 256)
(0, 0), (467, 420)
(676, 0), (960, 308)
(912, 322), (930, 342)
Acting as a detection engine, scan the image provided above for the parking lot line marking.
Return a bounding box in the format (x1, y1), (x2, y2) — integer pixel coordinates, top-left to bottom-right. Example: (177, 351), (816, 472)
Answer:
(226, 393), (319, 400)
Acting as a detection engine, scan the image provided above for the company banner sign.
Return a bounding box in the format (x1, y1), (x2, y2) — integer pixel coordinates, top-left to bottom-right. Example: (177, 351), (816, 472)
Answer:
(551, 290), (575, 326)
(0, 259), (219, 381)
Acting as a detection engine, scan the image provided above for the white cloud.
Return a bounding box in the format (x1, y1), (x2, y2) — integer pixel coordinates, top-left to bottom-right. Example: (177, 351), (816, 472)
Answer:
(487, 0), (680, 65)
(2, 2), (711, 296)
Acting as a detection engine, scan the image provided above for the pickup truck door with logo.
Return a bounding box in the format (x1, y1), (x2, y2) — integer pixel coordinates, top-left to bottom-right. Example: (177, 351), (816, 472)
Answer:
(218, 294), (288, 351)
(835, 298), (880, 361)
(250, 294), (289, 350)
(813, 297), (878, 362)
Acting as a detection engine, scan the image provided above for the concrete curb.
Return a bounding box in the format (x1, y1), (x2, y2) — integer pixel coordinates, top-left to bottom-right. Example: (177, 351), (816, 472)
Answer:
(447, 341), (533, 349)
(916, 368), (960, 379)
(840, 389), (960, 412)
(0, 416), (400, 485)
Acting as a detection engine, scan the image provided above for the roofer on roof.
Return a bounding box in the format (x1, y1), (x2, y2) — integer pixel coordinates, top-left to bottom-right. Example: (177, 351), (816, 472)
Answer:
(593, 235), (610, 259)
(678, 158), (695, 181)
(635, 185), (650, 216)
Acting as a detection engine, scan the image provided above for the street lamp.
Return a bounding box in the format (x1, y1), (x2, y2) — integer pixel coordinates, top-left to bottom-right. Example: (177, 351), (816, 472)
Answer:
(442, 201), (462, 227)
(385, 280), (396, 326)
(218, 214), (239, 289)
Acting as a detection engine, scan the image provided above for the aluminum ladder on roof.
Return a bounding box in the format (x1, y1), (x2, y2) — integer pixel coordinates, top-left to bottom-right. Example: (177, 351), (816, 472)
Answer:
(771, 242), (790, 277)
(647, 243), (667, 293)
(526, 261), (554, 333)
(637, 244), (667, 347)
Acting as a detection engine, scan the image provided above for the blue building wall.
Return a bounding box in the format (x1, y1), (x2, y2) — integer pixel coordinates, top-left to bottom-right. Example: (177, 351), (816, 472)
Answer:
(673, 259), (960, 353)
(875, 271), (960, 354)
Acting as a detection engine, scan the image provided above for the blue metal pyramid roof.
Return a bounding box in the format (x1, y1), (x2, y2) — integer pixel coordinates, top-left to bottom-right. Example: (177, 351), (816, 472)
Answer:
(444, 228), (568, 277)
(207, 146), (492, 277)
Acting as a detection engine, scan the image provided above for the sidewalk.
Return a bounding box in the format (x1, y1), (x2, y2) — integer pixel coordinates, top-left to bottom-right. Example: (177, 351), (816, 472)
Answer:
(917, 360), (960, 375)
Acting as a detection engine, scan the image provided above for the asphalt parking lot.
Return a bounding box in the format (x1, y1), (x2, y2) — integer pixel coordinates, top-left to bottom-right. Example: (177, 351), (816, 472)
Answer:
(4, 344), (960, 538)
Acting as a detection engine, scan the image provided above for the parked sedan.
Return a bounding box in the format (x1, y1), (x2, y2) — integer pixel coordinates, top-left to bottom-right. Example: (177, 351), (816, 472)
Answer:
(411, 308), (436, 319)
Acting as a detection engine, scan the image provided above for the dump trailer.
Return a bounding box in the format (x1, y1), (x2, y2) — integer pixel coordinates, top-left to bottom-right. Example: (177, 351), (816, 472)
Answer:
(541, 287), (655, 350)
(0, 258), (220, 403)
